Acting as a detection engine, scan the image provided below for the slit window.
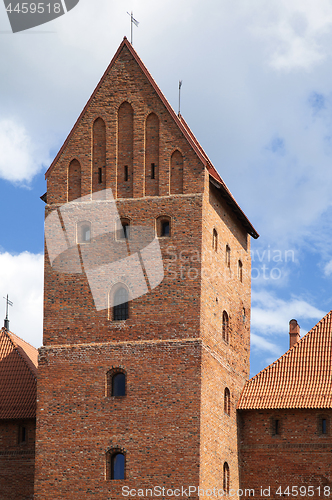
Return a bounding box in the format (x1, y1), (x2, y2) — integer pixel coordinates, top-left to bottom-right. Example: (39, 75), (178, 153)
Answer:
(222, 311), (229, 343)
(272, 418), (280, 435)
(226, 245), (231, 268)
(213, 229), (218, 252)
(18, 425), (26, 444)
(151, 163), (156, 179)
(98, 167), (103, 184)
(224, 387), (230, 415)
(238, 260), (243, 282)
(223, 462), (229, 494)
(124, 165), (129, 182)
(319, 417), (328, 435)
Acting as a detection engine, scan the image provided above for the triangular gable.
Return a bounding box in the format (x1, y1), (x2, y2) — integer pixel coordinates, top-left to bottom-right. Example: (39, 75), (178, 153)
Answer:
(238, 310), (332, 409)
(0, 328), (37, 419)
(45, 38), (258, 238)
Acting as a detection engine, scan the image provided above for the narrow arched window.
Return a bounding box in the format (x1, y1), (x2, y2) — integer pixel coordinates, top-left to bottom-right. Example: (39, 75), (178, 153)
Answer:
(224, 387), (230, 415)
(157, 216), (171, 238)
(222, 311), (229, 343)
(238, 260), (243, 281)
(213, 229), (218, 252)
(113, 287), (129, 321)
(106, 451), (125, 480)
(118, 218), (130, 240)
(112, 373), (126, 397)
(68, 159), (81, 201)
(77, 221), (91, 243)
(223, 462), (229, 494)
(226, 245), (231, 268)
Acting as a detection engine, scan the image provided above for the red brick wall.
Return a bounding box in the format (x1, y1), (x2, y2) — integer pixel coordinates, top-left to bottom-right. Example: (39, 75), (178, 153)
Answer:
(199, 180), (251, 498)
(35, 341), (201, 499)
(36, 40), (253, 500)
(239, 409), (332, 499)
(0, 419), (35, 500)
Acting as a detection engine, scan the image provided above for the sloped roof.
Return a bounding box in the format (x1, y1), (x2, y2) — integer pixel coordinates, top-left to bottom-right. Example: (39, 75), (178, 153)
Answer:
(45, 38), (258, 239)
(238, 310), (332, 409)
(0, 328), (38, 419)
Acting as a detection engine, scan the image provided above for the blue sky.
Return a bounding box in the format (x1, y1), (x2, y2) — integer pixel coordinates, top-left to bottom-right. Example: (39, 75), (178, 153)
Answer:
(1, 0), (332, 377)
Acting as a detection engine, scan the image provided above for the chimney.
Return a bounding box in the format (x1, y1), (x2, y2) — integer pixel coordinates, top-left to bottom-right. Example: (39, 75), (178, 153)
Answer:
(289, 319), (300, 348)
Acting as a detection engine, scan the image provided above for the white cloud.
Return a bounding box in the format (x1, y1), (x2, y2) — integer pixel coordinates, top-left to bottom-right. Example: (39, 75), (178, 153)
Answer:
(251, 332), (281, 356)
(0, 252), (43, 348)
(0, 119), (50, 183)
(248, 0), (332, 70)
(251, 289), (326, 335)
(324, 259), (332, 276)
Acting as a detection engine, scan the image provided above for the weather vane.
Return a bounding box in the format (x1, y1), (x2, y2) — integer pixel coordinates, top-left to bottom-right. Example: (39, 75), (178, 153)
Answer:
(127, 11), (139, 45)
(3, 294), (13, 330)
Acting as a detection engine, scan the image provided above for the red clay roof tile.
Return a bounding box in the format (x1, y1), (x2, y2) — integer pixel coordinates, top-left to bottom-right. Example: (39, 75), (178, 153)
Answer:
(238, 310), (332, 409)
(0, 328), (37, 419)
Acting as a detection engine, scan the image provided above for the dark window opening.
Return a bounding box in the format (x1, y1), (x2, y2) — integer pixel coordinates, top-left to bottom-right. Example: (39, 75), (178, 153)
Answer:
(118, 221), (130, 240)
(124, 165), (129, 182)
(238, 260), (243, 282)
(322, 418), (327, 434)
(222, 311), (229, 343)
(213, 229), (218, 252)
(224, 388), (230, 416)
(18, 426), (26, 444)
(113, 288), (129, 321)
(161, 221), (170, 237)
(226, 245), (231, 268)
(223, 462), (229, 494)
(274, 419), (280, 435)
(98, 167), (103, 184)
(151, 163), (156, 179)
(111, 453), (125, 480)
(112, 373), (126, 397)
(81, 224), (91, 243)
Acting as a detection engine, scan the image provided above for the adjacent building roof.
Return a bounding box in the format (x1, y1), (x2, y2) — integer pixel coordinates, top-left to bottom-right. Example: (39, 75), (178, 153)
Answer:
(45, 37), (258, 239)
(238, 310), (332, 409)
(0, 328), (38, 419)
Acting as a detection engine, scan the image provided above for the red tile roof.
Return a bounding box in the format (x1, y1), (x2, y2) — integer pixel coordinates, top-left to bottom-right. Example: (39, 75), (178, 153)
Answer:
(45, 38), (258, 239)
(238, 310), (332, 409)
(0, 328), (37, 419)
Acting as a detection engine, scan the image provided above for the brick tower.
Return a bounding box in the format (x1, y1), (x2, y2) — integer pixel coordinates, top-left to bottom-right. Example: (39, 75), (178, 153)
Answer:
(34, 38), (258, 499)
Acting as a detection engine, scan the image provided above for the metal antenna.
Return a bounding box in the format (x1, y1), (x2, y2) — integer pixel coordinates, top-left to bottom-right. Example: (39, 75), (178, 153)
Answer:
(3, 294), (13, 330)
(178, 80), (183, 117)
(127, 11), (139, 45)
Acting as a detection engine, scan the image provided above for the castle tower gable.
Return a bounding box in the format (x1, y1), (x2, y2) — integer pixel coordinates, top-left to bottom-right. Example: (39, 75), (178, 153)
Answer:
(45, 37), (211, 205)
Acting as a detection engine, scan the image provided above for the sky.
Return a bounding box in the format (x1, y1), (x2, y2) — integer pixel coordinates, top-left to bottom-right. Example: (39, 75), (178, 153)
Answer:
(1, 0), (332, 377)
